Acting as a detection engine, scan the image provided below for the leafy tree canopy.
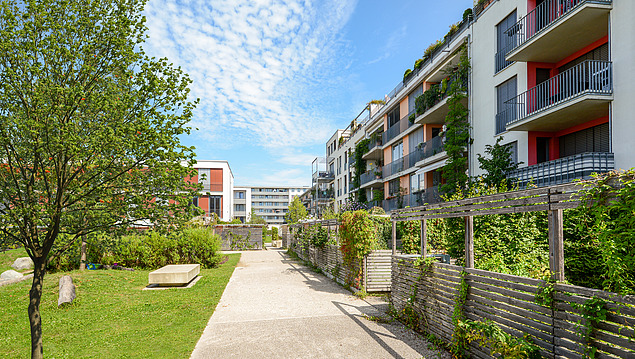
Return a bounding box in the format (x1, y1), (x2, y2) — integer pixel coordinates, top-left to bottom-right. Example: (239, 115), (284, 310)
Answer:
(0, 0), (199, 357)
(285, 196), (308, 224)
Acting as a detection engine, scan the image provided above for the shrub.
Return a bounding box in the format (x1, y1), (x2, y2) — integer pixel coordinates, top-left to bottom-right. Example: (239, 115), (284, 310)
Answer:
(398, 220), (421, 254)
(271, 227), (279, 241)
(308, 224), (329, 248)
(47, 227), (223, 271)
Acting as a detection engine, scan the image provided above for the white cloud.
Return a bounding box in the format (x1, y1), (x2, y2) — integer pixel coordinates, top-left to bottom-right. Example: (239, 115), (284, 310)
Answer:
(143, 0), (357, 151)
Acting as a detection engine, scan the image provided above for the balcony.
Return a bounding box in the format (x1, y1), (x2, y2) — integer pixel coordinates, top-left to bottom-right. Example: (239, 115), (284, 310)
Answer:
(360, 169), (383, 188)
(413, 136), (445, 167)
(200, 183), (223, 192)
(508, 152), (613, 188)
(501, 60), (612, 132)
(414, 74), (467, 126)
(506, 0), (612, 63)
(349, 182), (357, 192)
(362, 137), (383, 160)
(314, 189), (334, 201)
(312, 170), (335, 182)
(383, 189), (441, 212)
(383, 114), (416, 146)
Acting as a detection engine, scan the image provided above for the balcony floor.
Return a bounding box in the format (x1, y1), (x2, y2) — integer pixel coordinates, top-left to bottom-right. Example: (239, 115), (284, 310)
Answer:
(362, 146), (382, 161)
(507, 3), (611, 63)
(506, 93), (611, 132)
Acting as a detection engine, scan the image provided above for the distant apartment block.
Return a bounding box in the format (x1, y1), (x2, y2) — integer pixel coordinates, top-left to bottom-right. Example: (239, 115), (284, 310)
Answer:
(233, 186), (310, 226)
(309, 0), (634, 214)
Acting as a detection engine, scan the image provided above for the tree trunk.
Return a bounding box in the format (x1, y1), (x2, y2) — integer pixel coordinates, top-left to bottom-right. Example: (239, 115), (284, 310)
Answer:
(80, 234), (87, 270)
(28, 260), (46, 359)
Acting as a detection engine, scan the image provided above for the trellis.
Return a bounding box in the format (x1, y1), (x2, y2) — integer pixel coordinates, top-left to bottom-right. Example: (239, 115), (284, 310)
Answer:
(390, 182), (583, 280)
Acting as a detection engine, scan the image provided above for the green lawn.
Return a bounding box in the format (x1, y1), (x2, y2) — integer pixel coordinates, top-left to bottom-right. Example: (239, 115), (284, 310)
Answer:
(0, 253), (240, 358)
(0, 247), (29, 273)
(264, 235), (272, 243)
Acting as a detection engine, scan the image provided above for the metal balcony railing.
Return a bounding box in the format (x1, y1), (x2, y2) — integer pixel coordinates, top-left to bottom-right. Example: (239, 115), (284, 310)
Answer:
(364, 137), (383, 155)
(502, 60), (612, 128)
(495, 47), (514, 73)
(412, 186), (441, 206)
(415, 136), (445, 162)
(508, 152), (614, 188)
(360, 169), (382, 186)
(383, 113), (416, 145)
(383, 157), (405, 178)
(507, 0), (612, 55)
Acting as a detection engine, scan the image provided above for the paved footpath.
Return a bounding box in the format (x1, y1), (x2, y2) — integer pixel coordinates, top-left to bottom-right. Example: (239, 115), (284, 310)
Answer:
(190, 249), (445, 359)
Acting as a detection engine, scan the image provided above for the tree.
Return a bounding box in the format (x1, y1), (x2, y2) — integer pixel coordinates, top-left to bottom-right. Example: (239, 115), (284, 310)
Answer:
(247, 208), (267, 225)
(477, 136), (521, 188)
(285, 196), (308, 224)
(0, 1), (199, 357)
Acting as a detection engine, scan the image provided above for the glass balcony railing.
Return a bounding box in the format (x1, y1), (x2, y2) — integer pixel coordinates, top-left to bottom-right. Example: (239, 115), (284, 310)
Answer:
(501, 60), (612, 130)
(382, 137), (445, 179)
(360, 169), (382, 187)
(508, 152), (614, 189)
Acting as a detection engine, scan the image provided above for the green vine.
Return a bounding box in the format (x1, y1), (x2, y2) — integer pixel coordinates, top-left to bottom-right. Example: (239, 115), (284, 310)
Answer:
(451, 270), (469, 358)
(570, 296), (608, 358)
(457, 319), (541, 358)
(441, 45), (471, 196)
(353, 139), (369, 202)
(535, 272), (557, 308)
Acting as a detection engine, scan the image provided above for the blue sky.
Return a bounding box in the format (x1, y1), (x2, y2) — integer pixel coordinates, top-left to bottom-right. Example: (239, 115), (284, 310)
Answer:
(142, 0), (474, 187)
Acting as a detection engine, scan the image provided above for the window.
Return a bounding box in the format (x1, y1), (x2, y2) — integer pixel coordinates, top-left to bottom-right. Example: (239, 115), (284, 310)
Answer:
(387, 106), (400, 127)
(558, 43), (609, 74)
(559, 123), (609, 158)
(235, 204), (246, 212)
(198, 168), (210, 186)
(506, 141), (519, 165)
(408, 85), (423, 115)
(496, 11), (517, 73)
(192, 196), (199, 208)
(392, 142), (403, 161)
(496, 76), (517, 134)
(234, 191), (245, 199)
(209, 195), (221, 217)
(409, 128), (424, 153)
(389, 179), (401, 196)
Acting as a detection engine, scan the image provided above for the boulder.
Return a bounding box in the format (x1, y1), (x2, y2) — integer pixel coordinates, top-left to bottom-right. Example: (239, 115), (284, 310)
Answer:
(11, 257), (34, 271)
(58, 275), (76, 307)
(1, 270), (22, 281)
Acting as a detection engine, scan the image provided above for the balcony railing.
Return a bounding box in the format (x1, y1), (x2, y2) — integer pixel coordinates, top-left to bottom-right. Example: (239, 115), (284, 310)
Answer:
(364, 137), (383, 155)
(495, 47), (514, 73)
(312, 170), (335, 182)
(360, 169), (382, 186)
(502, 60), (612, 129)
(507, 0), (612, 55)
(415, 73), (467, 117)
(200, 183), (223, 192)
(383, 114), (415, 145)
(414, 136), (445, 163)
(508, 152), (614, 188)
(412, 186), (441, 206)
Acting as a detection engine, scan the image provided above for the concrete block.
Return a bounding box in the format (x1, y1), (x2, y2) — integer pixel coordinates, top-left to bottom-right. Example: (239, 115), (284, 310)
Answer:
(148, 264), (200, 286)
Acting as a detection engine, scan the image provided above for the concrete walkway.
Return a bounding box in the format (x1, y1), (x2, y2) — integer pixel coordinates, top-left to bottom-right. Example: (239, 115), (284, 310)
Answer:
(190, 249), (445, 359)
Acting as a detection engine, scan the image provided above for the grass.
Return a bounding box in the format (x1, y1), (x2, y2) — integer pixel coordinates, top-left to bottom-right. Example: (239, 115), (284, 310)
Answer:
(0, 253), (240, 358)
(263, 235), (272, 243)
(0, 247), (29, 273)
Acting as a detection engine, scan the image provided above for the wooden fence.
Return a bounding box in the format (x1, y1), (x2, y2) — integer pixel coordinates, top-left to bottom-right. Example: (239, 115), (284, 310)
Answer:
(392, 256), (635, 359)
(288, 220), (393, 292)
(390, 182), (635, 358)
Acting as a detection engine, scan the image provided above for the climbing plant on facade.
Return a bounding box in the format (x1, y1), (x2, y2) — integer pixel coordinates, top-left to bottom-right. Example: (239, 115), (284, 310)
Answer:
(441, 46), (471, 196)
(354, 139), (370, 203)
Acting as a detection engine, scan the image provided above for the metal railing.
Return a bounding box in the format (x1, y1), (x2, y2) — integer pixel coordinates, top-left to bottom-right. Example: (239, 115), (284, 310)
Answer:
(312, 170), (335, 181)
(508, 152), (614, 188)
(364, 137), (383, 155)
(502, 60), (612, 128)
(383, 157), (405, 178)
(416, 136), (445, 162)
(495, 47), (514, 73)
(360, 169), (382, 186)
(415, 73), (467, 116)
(383, 114), (415, 144)
(507, 0), (612, 55)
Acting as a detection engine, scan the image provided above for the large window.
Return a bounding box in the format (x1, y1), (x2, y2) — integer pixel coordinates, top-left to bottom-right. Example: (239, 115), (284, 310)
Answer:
(408, 85), (423, 115)
(409, 128), (424, 153)
(496, 76), (517, 134)
(209, 196), (221, 217)
(389, 179), (401, 197)
(387, 106), (400, 128)
(235, 204), (246, 212)
(496, 10), (517, 73)
(234, 191), (245, 199)
(559, 123), (609, 158)
(392, 142), (403, 161)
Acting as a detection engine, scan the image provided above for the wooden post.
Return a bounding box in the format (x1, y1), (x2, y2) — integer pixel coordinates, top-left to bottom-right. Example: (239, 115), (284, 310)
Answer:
(464, 216), (474, 268)
(363, 256), (367, 290)
(392, 221), (397, 256)
(79, 234), (87, 270)
(420, 219), (427, 258)
(548, 208), (565, 281)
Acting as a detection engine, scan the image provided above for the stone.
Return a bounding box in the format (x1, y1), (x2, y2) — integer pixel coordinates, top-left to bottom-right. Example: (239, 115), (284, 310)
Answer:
(148, 264), (200, 286)
(58, 275), (76, 307)
(11, 257), (33, 271)
(1, 270), (22, 281)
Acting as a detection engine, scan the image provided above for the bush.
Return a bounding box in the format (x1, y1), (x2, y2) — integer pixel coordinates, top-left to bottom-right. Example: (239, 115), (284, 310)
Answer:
(398, 220), (421, 254)
(47, 227), (223, 271)
(271, 227), (279, 241)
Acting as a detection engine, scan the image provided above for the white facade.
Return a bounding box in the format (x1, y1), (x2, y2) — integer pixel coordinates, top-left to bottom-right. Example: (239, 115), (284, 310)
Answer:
(190, 160), (234, 221)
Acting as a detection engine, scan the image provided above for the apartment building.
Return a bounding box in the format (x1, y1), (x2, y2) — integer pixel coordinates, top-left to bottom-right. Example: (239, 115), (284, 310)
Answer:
(471, 0), (634, 187)
(189, 160), (234, 221)
(313, 0), (633, 214)
(233, 186), (310, 226)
